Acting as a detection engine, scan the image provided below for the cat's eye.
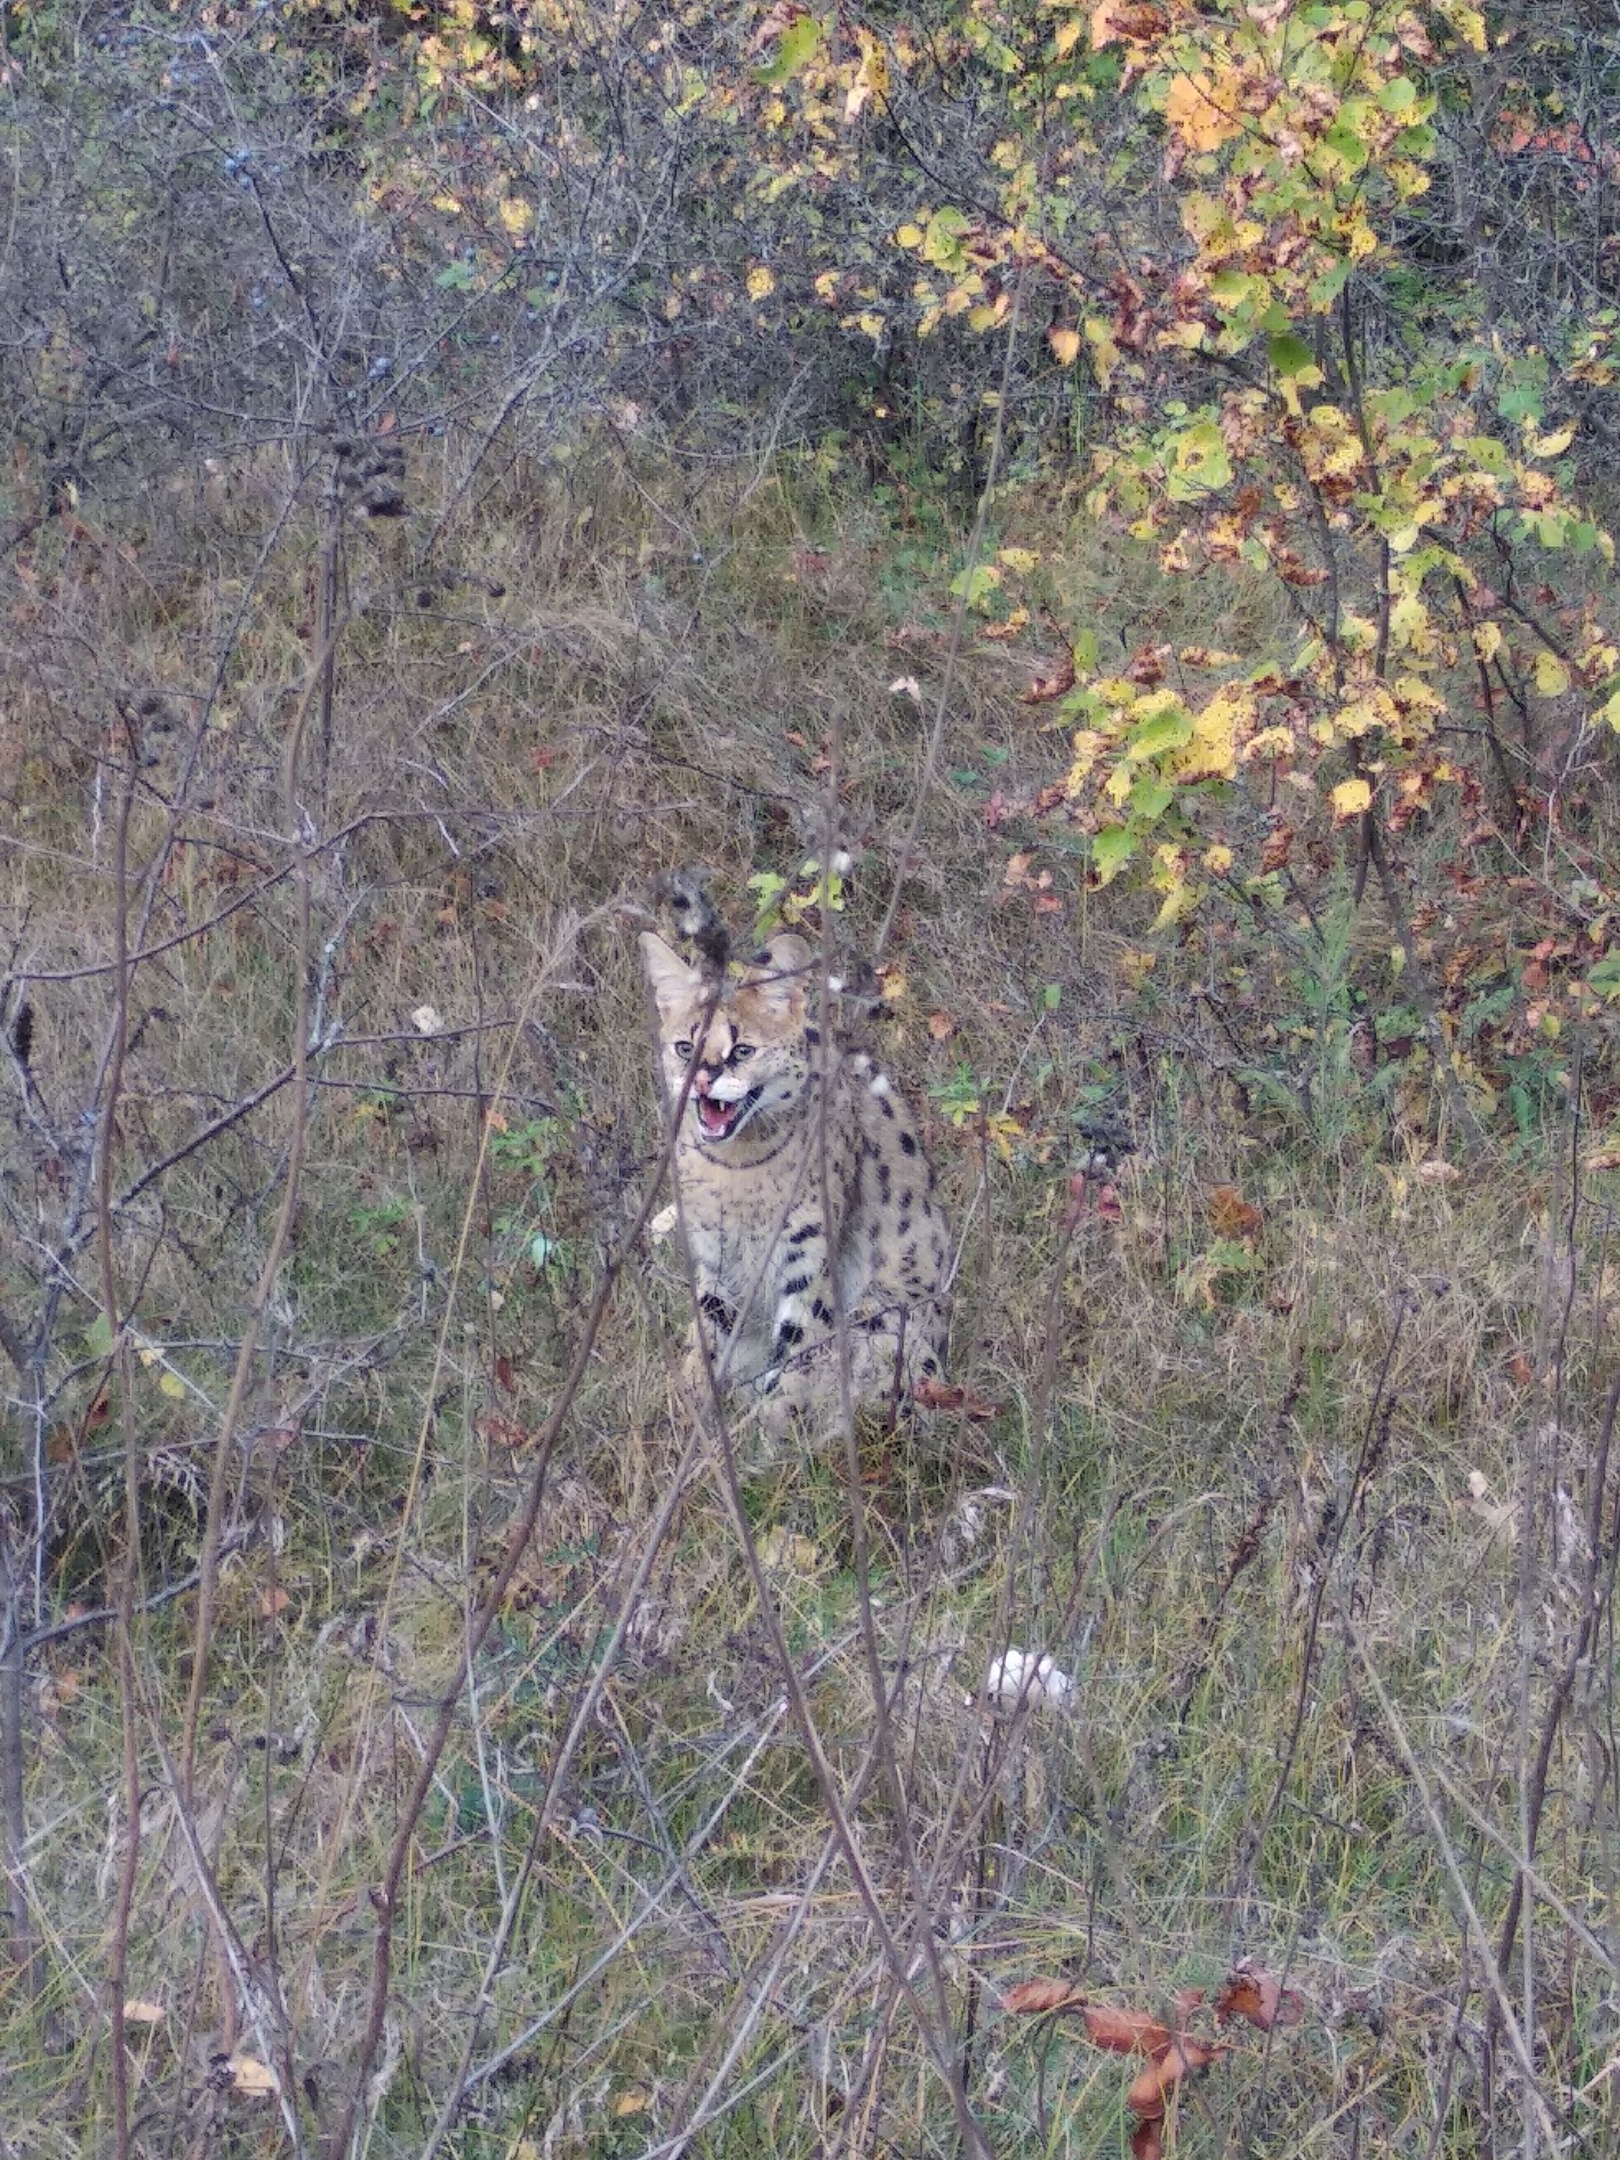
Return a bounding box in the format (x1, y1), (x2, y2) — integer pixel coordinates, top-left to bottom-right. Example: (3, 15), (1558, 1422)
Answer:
(674, 1039), (694, 1059)
(731, 1044), (754, 1063)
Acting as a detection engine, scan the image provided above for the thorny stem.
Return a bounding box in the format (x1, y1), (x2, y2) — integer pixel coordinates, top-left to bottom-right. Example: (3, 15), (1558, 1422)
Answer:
(1231, 1298), (1408, 1923)
(875, 272), (1024, 966)
(94, 728), (140, 2160)
(178, 637), (328, 1804)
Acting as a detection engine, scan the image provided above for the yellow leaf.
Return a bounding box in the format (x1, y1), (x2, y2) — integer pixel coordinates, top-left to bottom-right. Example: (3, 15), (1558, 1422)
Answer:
(1164, 70), (1243, 154)
(158, 1372), (187, 1400)
(1203, 844), (1234, 874)
(1153, 878), (1202, 928)
(1329, 776), (1372, 820)
(1177, 685), (1250, 782)
(746, 265), (775, 301)
(1083, 316), (1120, 389)
(1472, 621), (1502, 665)
(1048, 325), (1081, 366)
(1599, 690), (1620, 733)
(497, 197), (533, 238)
(611, 2091), (650, 2118)
(123, 2000), (167, 2024)
(1535, 650), (1571, 697)
(1436, 0), (1487, 51)
(844, 28), (889, 121)
(230, 2055), (278, 2097)
(1053, 15), (1084, 59)
(998, 547), (1041, 573)
(1528, 424), (1575, 458)
(896, 222), (924, 248)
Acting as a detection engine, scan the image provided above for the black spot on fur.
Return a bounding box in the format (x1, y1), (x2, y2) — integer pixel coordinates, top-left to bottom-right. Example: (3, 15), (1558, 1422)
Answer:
(788, 1222), (819, 1245)
(898, 1129), (917, 1156)
(775, 1319), (805, 1349)
(804, 1024), (821, 1045)
(879, 1096), (895, 1118)
(700, 1294), (736, 1333)
(811, 1298), (833, 1324)
(782, 1273), (811, 1296)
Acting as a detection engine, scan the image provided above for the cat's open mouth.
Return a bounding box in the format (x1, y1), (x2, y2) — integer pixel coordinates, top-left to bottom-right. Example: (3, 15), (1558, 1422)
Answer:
(696, 1089), (759, 1140)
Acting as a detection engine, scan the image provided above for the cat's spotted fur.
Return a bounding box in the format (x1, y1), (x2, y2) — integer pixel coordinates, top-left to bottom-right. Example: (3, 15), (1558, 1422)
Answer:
(641, 931), (948, 1431)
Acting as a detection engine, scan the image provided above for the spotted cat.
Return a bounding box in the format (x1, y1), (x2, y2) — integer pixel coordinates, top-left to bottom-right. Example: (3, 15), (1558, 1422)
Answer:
(641, 930), (948, 1432)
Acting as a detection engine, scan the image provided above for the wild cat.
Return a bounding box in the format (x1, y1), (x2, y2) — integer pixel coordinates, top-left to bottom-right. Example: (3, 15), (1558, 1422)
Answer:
(640, 930), (949, 1434)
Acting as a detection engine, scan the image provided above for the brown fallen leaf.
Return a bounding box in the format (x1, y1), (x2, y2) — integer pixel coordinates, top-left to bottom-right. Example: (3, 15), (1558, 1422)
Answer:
(913, 1376), (1001, 1420)
(1001, 1976), (1090, 2015)
(1130, 2121), (1164, 2160)
(1208, 1184), (1264, 1238)
(1081, 2004), (1173, 2056)
(1125, 2037), (1227, 2121)
(1019, 649), (1078, 704)
(1214, 1960), (1305, 2032)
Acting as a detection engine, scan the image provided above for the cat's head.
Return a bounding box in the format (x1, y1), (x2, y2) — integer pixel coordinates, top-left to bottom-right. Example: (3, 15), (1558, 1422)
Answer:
(640, 931), (813, 1145)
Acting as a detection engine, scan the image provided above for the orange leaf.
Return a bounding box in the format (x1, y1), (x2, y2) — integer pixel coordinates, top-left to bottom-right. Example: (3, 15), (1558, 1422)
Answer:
(1081, 2004), (1173, 2056)
(927, 1010), (956, 1041)
(1214, 1962), (1305, 2032)
(915, 1377), (1001, 1420)
(1130, 2122), (1164, 2160)
(1019, 650), (1078, 704)
(1259, 825), (1294, 874)
(1208, 1185), (1264, 1238)
(260, 1587), (291, 1619)
(1001, 1976), (1090, 2015)
(1126, 2038), (1226, 2120)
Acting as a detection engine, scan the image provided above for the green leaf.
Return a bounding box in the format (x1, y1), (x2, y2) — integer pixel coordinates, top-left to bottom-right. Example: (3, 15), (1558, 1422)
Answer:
(949, 561), (1002, 607)
(1126, 706), (1194, 760)
(86, 1313), (115, 1360)
(1166, 420), (1232, 502)
(756, 14), (823, 87)
(1268, 332), (1317, 378)
(921, 206), (974, 270)
(435, 259), (476, 290)
(1091, 825), (1134, 885)
(1128, 775), (1174, 820)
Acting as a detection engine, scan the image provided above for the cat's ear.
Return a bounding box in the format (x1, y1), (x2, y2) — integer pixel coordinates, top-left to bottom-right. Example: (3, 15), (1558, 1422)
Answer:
(639, 932), (704, 1020)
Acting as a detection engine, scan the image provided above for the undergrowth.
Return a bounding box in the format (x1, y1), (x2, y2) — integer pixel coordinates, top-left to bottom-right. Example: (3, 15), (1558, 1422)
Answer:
(3, 427), (1620, 2159)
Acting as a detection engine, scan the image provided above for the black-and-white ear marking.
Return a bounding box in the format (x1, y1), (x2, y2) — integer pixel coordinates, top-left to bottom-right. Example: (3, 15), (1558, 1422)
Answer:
(743, 933), (811, 1022)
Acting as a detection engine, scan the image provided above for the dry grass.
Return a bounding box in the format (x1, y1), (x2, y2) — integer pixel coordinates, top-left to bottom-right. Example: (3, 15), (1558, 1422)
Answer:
(3, 423), (1619, 2159)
